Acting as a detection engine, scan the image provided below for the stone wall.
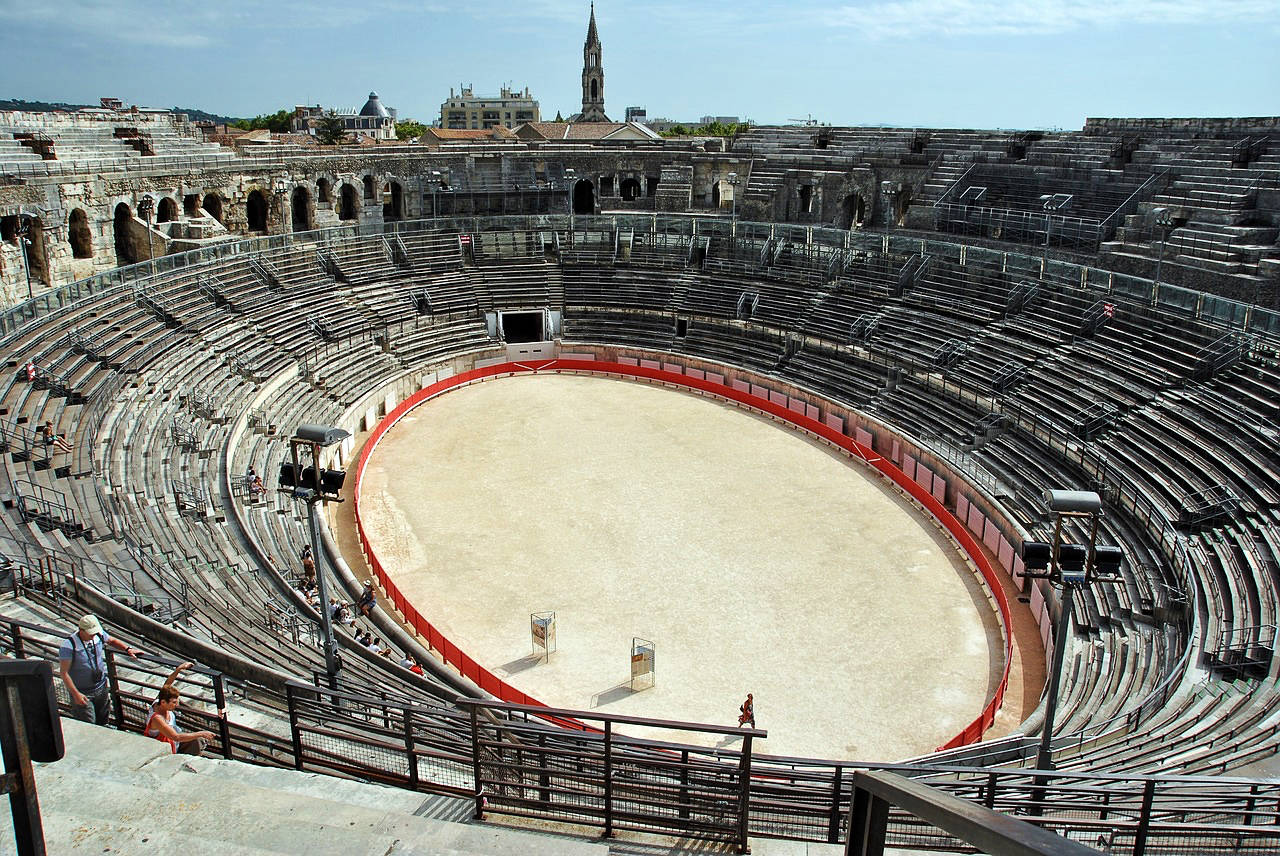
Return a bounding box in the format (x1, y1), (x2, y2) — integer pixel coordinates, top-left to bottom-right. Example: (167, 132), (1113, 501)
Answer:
(1083, 117), (1280, 135)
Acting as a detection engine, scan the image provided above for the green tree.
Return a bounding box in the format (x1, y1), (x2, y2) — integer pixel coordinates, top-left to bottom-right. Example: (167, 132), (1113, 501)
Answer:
(231, 108), (293, 133)
(317, 110), (348, 145)
(395, 120), (428, 141)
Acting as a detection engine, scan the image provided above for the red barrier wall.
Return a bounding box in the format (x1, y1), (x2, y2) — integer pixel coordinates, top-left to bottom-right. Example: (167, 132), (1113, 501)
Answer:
(352, 359), (1013, 749)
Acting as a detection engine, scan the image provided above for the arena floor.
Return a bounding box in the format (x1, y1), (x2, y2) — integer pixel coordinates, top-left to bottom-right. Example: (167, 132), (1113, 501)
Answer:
(355, 373), (1005, 761)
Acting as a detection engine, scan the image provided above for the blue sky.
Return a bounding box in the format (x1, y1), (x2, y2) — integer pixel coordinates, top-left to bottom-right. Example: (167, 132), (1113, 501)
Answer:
(1, 0), (1276, 129)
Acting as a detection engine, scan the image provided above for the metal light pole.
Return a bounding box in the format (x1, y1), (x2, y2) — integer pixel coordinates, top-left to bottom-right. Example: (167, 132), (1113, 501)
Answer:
(1038, 193), (1072, 270)
(1152, 206), (1175, 290)
(1018, 489), (1121, 773)
(280, 424), (352, 687)
(14, 217), (33, 300)
(727, 172), (739, 223)
(137, 196), (154, 263)
(430, 170), (441, 220)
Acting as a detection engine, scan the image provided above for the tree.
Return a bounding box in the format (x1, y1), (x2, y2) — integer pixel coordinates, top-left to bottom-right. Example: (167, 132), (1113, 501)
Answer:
(395, 120), (428, 141)
(231, 108), (293, 133)
(317, 110), (348, 146)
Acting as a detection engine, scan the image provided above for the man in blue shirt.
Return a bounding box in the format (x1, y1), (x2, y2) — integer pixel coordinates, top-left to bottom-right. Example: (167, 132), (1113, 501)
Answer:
(57, 614), (141, 726)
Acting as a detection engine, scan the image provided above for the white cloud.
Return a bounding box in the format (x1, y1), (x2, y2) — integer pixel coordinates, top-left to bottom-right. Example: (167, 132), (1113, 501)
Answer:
(818, 0), (1280, 39)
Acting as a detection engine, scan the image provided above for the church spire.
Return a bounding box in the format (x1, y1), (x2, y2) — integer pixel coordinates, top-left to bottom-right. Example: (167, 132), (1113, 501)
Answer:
(579, 3), (609, 122)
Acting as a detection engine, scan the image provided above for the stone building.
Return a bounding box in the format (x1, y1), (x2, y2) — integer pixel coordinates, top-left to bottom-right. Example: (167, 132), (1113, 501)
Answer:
(439, 86), (540, 130)
(293, 92), (397, 141)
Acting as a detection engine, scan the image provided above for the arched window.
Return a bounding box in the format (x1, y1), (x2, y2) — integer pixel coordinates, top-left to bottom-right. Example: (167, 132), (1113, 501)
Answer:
(384, 182), (404, 221)
(620, 178), (642, 201)
(157, 197), (177, 223)
(572, 180), (595, 215)
(202, 194), (223, 223)
(183, 194), (199, 217)
(69, 208), (93, 259)
(317, 178), (332, 203)
(246, 189), (268, 231)
(591, 79), (598, 101)
(339, 184), (359, 221)
(292, 187), (312, 232)
(113, 202), (137, 265)
(363, 175), (375, 200)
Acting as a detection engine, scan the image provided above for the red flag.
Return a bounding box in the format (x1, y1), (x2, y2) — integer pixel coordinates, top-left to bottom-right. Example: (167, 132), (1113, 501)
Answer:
(1103, 302), (1115, 319)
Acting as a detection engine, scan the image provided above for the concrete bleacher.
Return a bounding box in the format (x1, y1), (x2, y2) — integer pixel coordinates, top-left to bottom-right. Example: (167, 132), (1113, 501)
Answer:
(1, 216), (1279, 853)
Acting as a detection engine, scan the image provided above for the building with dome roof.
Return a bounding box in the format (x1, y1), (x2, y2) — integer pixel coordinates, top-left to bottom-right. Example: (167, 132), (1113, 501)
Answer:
(292, 91), (398, 140)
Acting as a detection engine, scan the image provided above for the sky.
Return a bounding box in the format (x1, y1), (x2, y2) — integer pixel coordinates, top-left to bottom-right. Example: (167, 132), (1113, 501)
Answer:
(0, 0), (1276, 129)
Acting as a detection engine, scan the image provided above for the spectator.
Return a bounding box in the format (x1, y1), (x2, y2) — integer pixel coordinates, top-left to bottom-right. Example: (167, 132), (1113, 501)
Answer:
(737, 693), (756, 728)
(145, 662), (215, 755)
(368, 637), (384, 655)
(246, 467), (265, 501)
(300, 545), (316, 577)
(357, 580), (377, 617)
(58, 615), (141, 726)
(41, 420), (74, 453)
(24, 361), (36, 382)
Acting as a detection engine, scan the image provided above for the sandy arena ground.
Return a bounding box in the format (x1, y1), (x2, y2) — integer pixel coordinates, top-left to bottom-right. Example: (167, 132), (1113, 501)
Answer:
(357, 373), (1004, 760)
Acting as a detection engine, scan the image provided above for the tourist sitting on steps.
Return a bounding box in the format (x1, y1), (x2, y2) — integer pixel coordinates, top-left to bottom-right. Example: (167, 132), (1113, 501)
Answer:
(41, 420), (74, 453)
(145, 661), (216, 755)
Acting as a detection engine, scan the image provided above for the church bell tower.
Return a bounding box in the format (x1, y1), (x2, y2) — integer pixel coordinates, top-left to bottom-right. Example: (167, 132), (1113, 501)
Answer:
(579, 3), (610, 122)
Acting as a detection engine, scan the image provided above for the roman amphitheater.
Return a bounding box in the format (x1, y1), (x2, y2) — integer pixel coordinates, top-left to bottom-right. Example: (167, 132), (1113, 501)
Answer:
(0, 106), (1278, 853)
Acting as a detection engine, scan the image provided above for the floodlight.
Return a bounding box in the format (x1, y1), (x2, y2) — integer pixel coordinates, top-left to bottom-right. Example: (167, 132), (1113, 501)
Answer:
(1044, 489), (1102, 514)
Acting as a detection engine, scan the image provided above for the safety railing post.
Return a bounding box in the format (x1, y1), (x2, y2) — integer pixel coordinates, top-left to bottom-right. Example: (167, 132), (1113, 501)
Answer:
(1132, 778), (1156, 856)
(827, 764), (844, 843)
(9, 623), (24, 659)
(603, 720), (614, 838)
(469, 703), (485, 820)
(286, 683), (303, 771)
(403, 707), (418, 791)
(212, 672), (232, 760)
(847, 783), (889, 856)
(737, 734), (753, 853)
(104, 648), (124, 729)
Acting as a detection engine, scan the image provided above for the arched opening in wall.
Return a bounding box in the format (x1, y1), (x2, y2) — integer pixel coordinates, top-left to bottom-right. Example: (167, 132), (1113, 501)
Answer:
(711, 183), (721, 209)
(339, 184), (359, 221)
(246, 189), (268, 231)
(841, 192), (867, 229)
(156, 197), (177, 224)
(292, 187), (313, 232)
(24, 217), (48, 284)
(113, 202), (138, 265)
(363, 175), (375, 200)
(798, 184), (814, 214)
(317, 178), (332, 203)
(183, 194), (199, 217)
(893, 186), (913, 227)
(384, 182), (404, 220)
(591, 79), (598, 101)
(69, 208), (93, 259)
(203, 194), (223, 223)
(620, 177), (642, 201)
(572, 180), (595, 214)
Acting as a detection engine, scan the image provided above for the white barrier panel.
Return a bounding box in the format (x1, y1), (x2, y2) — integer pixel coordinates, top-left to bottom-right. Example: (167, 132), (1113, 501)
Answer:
(967, 505), (985, 538)
(750, 382), (769, 399)
(806, 403), (820, 421)
(826, 414), (845, 433)
(983, 519), (1002, 553)
(1013, 554), (1026, 592)
(641, 359), (661, 369)
(902, 455), (917, 482)
(558, 352), (596, 361)
(731, 379), (750, 393)
(998, 538), (1015, 573)
(619, 356), (639, 366)
(769, 390), (788, 407)
(915, 463), (933, 492)
(706, 371), (725, 385)
(931, 474), (946, 504)
(686, 368), (705, 380)
(663, 362), (683, 374)
(854, 427), (873, 448)
(891, 438), (901, 463)
(956, 493), (969, 521)
(788, 396), (806, 415)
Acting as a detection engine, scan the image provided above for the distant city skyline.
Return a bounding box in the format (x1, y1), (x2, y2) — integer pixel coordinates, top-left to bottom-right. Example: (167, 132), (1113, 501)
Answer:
(1, 0), (1276, 129)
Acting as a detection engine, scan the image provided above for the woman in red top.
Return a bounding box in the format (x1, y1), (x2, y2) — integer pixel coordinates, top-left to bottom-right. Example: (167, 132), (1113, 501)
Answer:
(145, 661), (216, 755)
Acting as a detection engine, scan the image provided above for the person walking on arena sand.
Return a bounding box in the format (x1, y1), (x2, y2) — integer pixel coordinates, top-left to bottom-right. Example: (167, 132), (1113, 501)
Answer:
(738, 693), (755, 728)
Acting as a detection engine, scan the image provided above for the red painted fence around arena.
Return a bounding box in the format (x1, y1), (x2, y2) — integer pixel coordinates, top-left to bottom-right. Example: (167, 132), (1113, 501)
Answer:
(352, 359), (1013, 749)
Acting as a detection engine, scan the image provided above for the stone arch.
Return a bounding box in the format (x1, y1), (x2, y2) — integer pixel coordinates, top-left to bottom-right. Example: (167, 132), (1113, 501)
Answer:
(317, 177), (332, 204)
(203, 193), (224, 223)
(156, 196), (178, 224)
(591, 79), (598, 101)
(890, 185), (912, 227)
(114, 202), (139, 265)
(363, 175), (375, 200)
(711, 183), (721, 209)
(798, 184), (814, 214)
(246, 189), (268, 231)
(17, 216), (49, 285)
(69, 208), (93, 259)
(339, 184), (359, 221)
(383, 181), (404, 220)
(619, 177), (642, 201)
(840, 192), (867, 229)
(572, 179), (595, 214)
(292, 187), (313, 232)
(183, 194), (200, 217)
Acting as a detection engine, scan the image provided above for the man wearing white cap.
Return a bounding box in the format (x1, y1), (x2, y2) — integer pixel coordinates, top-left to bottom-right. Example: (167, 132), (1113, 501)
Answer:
(57, 614), (141, 726)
